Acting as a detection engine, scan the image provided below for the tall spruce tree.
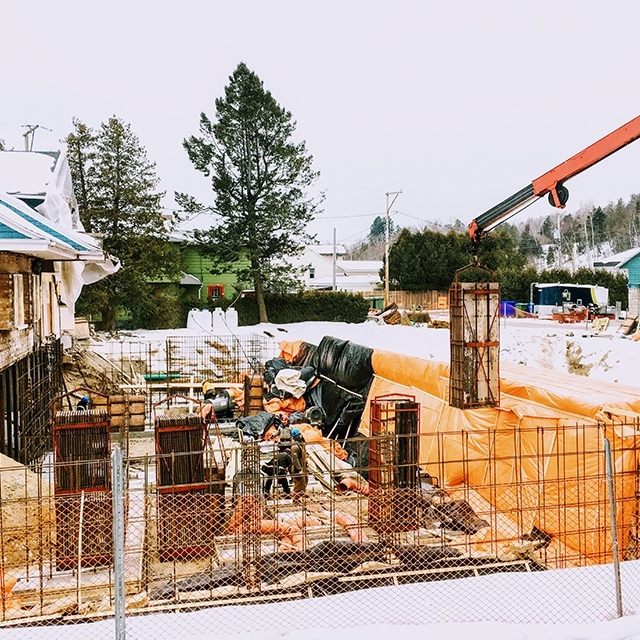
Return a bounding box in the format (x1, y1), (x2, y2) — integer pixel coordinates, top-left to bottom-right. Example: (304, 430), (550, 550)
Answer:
(180, 62), (321, 323)
(518, 223), (543, 263)
(66, 117), (181, 330)
(370, 215), (395, 242)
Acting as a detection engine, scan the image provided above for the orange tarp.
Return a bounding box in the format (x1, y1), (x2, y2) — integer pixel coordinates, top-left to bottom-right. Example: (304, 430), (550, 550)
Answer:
(278, 338), (640, 564)
(365, 349), (640, 565)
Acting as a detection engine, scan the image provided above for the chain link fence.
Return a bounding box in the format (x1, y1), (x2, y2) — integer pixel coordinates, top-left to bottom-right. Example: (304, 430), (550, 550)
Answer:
(0, 423), (638, 638)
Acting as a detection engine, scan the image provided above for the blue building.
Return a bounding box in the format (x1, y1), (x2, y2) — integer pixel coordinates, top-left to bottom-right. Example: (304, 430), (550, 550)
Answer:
(594, 247), (640, 318)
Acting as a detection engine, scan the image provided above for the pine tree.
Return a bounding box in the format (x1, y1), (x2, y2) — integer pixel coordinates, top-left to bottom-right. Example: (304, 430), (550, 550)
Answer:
(517, 223), (543, 263)
(66, 117), (181, 330)
(370, 215), (395, 242)
(590, 207), (606, 245)
(180, 62), (321, 323)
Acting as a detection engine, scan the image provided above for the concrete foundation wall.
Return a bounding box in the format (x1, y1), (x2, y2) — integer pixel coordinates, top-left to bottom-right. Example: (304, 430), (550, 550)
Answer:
(629, 286), (640, 318)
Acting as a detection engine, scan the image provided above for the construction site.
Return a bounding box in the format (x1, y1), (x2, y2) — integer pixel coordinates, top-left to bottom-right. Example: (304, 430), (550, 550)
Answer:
(1, 274), (640, 630)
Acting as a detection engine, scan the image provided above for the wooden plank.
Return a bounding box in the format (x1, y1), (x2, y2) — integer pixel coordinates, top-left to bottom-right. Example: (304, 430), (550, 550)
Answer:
(617, 315), (638, 336)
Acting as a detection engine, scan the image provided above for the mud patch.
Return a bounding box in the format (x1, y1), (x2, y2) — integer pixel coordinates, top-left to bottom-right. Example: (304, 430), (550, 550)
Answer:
(565, 341), (594, 376)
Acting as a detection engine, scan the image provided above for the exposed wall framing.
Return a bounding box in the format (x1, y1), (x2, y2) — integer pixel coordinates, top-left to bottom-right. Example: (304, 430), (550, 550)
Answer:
(0, 338), (62, 465)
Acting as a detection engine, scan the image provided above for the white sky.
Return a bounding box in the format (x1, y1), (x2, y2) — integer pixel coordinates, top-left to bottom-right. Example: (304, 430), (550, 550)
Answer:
(3, 1), (640, 246)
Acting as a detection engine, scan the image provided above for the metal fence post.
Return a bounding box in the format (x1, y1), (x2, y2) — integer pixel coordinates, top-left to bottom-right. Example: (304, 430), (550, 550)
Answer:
(604, 438), (623, 617)
(112, 445), (126, 639)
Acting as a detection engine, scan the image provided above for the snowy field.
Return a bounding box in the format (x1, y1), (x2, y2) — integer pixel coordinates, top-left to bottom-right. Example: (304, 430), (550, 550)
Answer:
(28, 315), (639, 640)
(136, 313), (640, 387)
(264, 316), (640, 386)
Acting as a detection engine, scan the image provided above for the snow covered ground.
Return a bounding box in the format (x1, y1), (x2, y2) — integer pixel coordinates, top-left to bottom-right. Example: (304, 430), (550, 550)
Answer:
(233, 314), (640, 387)
(27, 315), (638, 640)
(109, 313), (640, 388)
(1, 560), (639, 640)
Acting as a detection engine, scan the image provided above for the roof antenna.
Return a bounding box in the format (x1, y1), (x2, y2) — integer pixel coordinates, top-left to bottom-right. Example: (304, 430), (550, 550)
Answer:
(22, 124), (52, 151)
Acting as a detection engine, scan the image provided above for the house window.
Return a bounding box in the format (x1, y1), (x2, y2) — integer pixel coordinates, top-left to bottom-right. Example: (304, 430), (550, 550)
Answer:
(309, 268), (315, 279)
(207, 284), (225, 300)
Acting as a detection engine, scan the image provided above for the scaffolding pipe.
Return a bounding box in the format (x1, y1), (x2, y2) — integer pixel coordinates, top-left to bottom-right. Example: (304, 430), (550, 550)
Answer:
(112, 446), (126, 639)
(604, 438), (623, 618)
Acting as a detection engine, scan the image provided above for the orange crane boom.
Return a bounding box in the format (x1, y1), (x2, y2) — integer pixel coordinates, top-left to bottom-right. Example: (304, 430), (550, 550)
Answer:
(468, 115), (640, 247)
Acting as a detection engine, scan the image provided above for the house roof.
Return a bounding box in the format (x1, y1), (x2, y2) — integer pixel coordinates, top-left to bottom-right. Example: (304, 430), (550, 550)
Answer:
(0, 191), (105, 261)
(312, 244), (347, 256)
(616, 247), (640, 269)
(336, 260), (383, 274)
(593, 247), (640, 268)
(169, 211), (215, 242)
(0, 150), (60, 201)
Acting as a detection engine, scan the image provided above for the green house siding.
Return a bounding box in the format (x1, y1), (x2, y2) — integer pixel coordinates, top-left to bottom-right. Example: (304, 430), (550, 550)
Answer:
(182, 246), (248, 299)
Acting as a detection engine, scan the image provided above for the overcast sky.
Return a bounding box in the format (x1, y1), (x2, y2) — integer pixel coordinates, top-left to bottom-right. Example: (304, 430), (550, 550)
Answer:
(3, 1), (640, 246)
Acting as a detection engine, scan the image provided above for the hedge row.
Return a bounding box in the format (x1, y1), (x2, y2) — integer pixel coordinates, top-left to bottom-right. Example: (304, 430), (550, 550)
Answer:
(232, 291), (371, 325)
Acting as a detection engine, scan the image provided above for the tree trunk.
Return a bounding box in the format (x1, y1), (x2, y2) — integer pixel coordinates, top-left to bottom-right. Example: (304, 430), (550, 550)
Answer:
(100, 304), (117, 332)
(254, 275), (269, 324)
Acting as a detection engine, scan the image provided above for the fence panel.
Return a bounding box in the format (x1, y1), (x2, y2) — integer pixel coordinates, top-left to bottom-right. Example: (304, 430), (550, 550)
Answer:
(0, 424), (638, 638)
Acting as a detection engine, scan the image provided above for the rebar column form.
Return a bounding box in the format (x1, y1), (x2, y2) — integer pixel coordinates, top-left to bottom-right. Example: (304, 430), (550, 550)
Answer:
(52, 405), (112, 569)
(369, 395), (421, 538)
(239, 440), (262, 589)
(449, 269), (500, 409)
(155, 409), (219, 561)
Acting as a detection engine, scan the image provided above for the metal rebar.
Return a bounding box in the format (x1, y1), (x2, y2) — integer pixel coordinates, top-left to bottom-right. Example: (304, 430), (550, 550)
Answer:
(112, 446), (126, 640)
(604, 438), (623, 618)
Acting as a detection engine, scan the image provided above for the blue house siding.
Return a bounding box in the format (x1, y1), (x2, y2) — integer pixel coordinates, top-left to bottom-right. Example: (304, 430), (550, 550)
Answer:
(619, 254), (640, 287)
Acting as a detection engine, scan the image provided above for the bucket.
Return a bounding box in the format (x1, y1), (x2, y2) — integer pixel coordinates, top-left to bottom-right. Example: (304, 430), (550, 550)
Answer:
(225, 307), (238, 330)
(211, 308), (226, 331)
(500, 301), (515, 318)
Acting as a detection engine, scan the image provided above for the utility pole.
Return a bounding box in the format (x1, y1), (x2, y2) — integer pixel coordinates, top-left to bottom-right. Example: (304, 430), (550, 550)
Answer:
(22, 124), (52, 151)
(332, 227), (337, 291)
(384, 190), (402, 308)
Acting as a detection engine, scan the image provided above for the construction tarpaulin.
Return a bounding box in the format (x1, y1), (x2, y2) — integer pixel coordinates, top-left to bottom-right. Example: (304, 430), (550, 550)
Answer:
(365, 349), (640, 566)
(280, 338), (640, 566)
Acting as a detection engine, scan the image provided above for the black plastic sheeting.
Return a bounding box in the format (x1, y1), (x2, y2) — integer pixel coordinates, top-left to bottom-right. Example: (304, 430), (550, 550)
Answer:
(235, 336), (374, 453)
(236, 412), (276, 439)
(304, 336), (374, 441)
(149, 539), (546, 600)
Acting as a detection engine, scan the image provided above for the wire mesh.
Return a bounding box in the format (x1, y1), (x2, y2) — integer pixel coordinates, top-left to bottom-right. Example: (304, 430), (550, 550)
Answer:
(0, 337), (62, 465)
(86, 333), (278, 420)
(0, 423), (638, 637)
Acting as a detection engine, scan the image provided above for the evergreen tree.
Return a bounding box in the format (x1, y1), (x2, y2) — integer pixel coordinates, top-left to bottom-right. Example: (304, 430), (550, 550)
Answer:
(589, 206), (606, 246)
(540, 215), (555, 241)
(66, 117), (181, 330)
(370, 215), (395, 242)
(518, 223), (543, 262)
(546, 245), (557, 267)
(181, 62), (321, 323)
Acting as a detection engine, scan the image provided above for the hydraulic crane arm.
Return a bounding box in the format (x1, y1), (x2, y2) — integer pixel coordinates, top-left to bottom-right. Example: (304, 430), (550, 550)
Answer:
(468, 114), (640, 247)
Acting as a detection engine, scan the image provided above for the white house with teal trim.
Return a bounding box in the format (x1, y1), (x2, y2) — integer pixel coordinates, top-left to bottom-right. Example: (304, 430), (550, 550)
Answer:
(0, 150), (119, 337)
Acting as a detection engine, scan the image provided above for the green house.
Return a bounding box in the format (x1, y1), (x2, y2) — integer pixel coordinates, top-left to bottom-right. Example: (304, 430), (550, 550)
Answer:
(618, 248), (640, 318)
(170, 212), (247, 303)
